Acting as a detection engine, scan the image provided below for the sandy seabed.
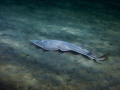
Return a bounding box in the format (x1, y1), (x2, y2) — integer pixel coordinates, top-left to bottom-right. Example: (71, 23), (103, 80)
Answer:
(0, 0), (120, 90)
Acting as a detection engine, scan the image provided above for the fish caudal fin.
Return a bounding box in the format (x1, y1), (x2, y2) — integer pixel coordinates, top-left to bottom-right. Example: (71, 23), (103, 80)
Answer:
(95, 53), (110, 61)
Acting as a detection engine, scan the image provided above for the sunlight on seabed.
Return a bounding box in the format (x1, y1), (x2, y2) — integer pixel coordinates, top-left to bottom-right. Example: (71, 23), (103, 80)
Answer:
(0, 64), (39, 88)
(0, 37), (96, 67)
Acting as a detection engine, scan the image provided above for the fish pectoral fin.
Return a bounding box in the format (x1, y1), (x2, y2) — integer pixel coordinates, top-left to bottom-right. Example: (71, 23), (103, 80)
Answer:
(96, 53), (110, 61)
(59, 46), (70, 51)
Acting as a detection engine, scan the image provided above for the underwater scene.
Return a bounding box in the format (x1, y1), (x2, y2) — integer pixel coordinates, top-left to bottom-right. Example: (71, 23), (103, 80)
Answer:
(0, 0), (120, 90)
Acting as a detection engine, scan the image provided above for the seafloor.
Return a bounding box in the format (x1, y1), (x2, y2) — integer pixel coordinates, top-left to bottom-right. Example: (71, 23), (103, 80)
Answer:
(0, 0), (120, 90)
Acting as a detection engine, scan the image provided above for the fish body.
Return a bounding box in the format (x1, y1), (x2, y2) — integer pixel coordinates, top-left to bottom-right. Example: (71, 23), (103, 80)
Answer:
(30, 39), (108, 61)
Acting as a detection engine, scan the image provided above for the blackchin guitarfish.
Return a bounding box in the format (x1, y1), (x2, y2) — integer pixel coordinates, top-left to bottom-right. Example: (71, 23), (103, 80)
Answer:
(30, 39), (109, 61)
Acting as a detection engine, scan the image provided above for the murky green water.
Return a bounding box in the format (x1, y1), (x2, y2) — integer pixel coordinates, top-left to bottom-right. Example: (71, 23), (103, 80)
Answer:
(0, 0), (120, 90)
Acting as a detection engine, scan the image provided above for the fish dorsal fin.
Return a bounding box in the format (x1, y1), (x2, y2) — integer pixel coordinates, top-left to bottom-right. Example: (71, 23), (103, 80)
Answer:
(80, 43), (85, 49)
(87, 50), (94, 55)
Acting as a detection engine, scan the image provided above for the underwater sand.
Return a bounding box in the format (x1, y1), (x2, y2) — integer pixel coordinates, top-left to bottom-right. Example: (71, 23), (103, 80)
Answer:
(0, 0), (120, 90)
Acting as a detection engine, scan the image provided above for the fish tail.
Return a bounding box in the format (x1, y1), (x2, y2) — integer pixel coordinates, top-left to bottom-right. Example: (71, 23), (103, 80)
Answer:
(95, 53), (110, 61)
